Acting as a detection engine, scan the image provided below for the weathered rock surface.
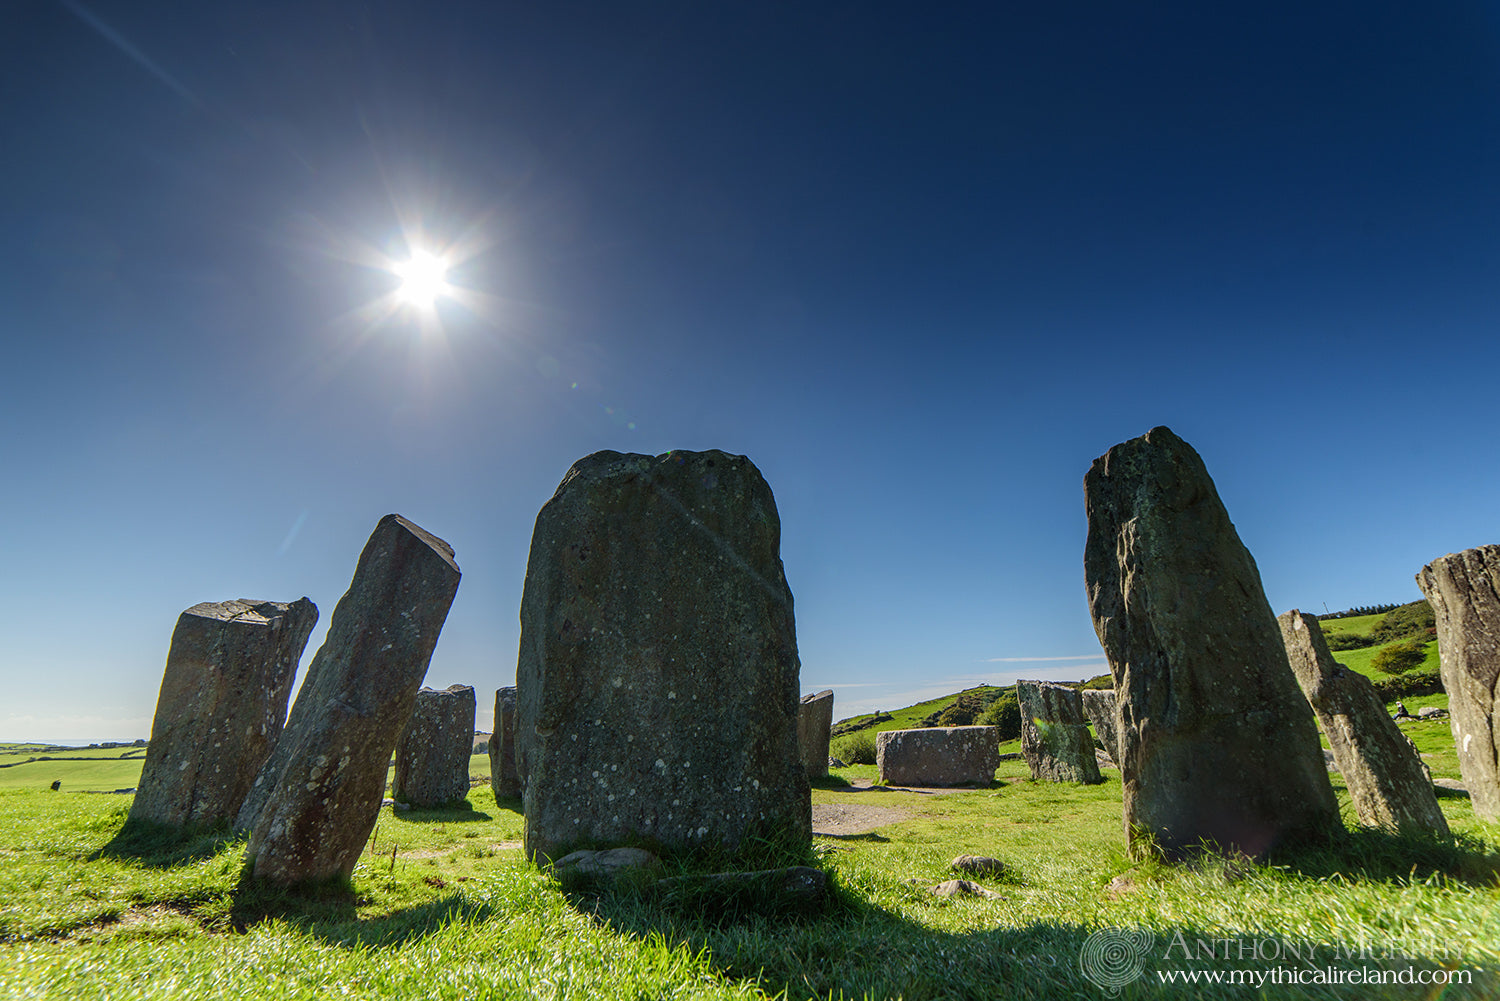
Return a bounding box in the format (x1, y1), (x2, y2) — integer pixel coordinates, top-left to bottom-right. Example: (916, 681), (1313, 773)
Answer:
(393, 685), (476, 807)
(1018, 681), (1103, 784)
(516, 450), (809, 864)
(930, 878), (1004, 900)
(237, 515), (461, 884)
(798, 690), (834, 780)
(1416, 546), (1500, 821)
(876, 727), (999, 786)
(1080, 689), (1121, 766)
(1279, 610), (1448, 835)
(487, 687), (520, 800)
(1084, 427), (1339, 858)
(951, 854), (1006, 877)
(553, 847), (663, 881)
(131, 598), (317, 828)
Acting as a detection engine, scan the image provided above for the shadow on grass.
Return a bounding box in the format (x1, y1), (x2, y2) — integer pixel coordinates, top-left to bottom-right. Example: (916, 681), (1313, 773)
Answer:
(395, 803), (493, 823)
(90, 817), (242, 868)
(1273, 826), (1500, 889)
(572, 876), (1496, 1000)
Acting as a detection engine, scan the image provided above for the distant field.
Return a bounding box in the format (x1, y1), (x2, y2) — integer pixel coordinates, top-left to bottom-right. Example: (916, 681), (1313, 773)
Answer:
(834, 684), (1006, 735)
(0, 744), (145, 792)
(1328, 638), (1441, 679)
(1318, 612), (1384, 636)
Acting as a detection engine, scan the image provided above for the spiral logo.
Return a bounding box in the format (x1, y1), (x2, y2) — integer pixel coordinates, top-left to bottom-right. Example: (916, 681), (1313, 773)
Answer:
(1079, 928), (1154, 994)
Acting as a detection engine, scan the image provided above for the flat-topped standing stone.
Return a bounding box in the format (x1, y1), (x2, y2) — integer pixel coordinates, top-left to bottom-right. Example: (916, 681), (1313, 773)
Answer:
(488, 687), (520, 799)
(1416, 546), (1500, 821)
(876, 727), (1000, 786)
(131, 598), (317, 828)
(393, 684), (476, 808)
(1079, 689), (1121, 766)
(1278, 610), (1448, 835)
(1018, 681), (1103, 784)
(237, 515), (460, 884)
(1084, 427), (1339, 859)
(517, 450), (809, 864)
(798, 690), (834, 780)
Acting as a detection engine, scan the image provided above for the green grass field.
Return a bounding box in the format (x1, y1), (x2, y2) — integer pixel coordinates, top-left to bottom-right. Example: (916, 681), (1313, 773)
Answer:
(3, 602), (1493, 999)
(1, 755), (1495, 1000)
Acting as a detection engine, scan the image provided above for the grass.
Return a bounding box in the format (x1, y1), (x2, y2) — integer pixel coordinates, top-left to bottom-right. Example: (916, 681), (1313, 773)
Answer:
(0, 744), (147, 792)
(1, 743), (1495, 999)
(832, 685), (1007, 736)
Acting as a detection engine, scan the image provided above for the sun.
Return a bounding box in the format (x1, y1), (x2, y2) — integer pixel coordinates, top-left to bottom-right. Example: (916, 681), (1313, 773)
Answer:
(393, 249), (450, 308)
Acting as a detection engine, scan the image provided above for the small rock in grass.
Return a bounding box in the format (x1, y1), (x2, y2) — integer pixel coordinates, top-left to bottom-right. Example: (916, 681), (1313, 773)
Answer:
(930, 879), (1003, 900)
(950, 854), (1005, 877)
(552, 847), (664, 879)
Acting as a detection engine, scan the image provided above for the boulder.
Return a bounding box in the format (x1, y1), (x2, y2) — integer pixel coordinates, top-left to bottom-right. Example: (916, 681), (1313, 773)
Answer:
(876, 726), (999, 786)
(1279, 610), (1448, 835)
(131, 598), (317, 828)
(237, 515), (461, 884)
(930, 878), (1004, 900)
(393, 685), (476, 808)
(1416, 546), (1500, 821)
(798, 690), (834, 780)
(1079, 689), (1121, 766)
(951, 854), (1006, 877)
(552, 846), (663, 881)
(487, 687), (520, 799)
(1017, 680), (1103, 784)
(1083, 427), (1339, 859)
(516, 450), (809, 864)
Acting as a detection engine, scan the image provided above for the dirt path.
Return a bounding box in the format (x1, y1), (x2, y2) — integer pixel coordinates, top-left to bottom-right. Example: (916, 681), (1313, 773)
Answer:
(812, 802), (912, 836)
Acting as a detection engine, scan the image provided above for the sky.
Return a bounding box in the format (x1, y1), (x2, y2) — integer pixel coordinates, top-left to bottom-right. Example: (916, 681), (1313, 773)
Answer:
(3, 2), (1499, 742)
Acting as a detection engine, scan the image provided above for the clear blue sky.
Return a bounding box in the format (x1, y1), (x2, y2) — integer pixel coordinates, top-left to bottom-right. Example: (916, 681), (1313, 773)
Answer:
(4, 2), (1499, 742)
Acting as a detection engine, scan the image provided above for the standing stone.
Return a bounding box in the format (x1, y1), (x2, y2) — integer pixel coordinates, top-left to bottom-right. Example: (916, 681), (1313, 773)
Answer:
(798, 690), (834, 780)
(516, 450), (809, 864)
(1017, 681), (1103, 784)
(131, 598), (317, 828)
(1084, 427), (1339, 859)
(488, 687), (520, 800)
(237, 515), (460, 884)
(1416, 546), (1500, 821)
(1279, 610), (1449, 835)
(1080, 689), (1121, 766)
(393, 685), (476, 807)
(876, 727), (1000, 786)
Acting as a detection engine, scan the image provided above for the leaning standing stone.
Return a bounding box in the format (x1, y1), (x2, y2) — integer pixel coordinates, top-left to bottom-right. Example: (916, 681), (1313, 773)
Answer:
(1416, 546), (1500, 821)
(1278, 610), (1448, 835)
(238, 515), (460, 884)
(1084, 427), (1339, 858)
(393, 685), (476, 808)
(798, 690), (834, 780)
(1079, 689), (1121, 766)
(131, 598), (317, 828)
(517, 450), (809, 864)
(488, 687), (520, 799)
(1017, 681), (1102, 784)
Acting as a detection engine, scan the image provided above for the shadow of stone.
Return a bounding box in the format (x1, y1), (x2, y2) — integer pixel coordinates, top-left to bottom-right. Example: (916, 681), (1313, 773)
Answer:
(90, 817), (242, 868)
(1270, 827), (1500, 890)
(309, 895), (497, 950)
(572, 884), (1496, 999)
(394, 804), (493, 823)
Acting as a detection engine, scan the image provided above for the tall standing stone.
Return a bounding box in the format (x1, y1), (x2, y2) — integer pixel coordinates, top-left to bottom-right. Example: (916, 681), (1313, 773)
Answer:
(237, 515), (460, 884)
(517, 450), (809, 864)
(1416, 546), (1500, 821)
(798, 690), (834, 779)
(488, 687), (521, 799)
(1083, 427), (1339, 859)
(1079, 689), (1121, 766)
(131, 598), (317, 828)
(393, 684), (476, 808)
(1278, 610), (1448, 835)
(1017, 681), (1103, 783)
